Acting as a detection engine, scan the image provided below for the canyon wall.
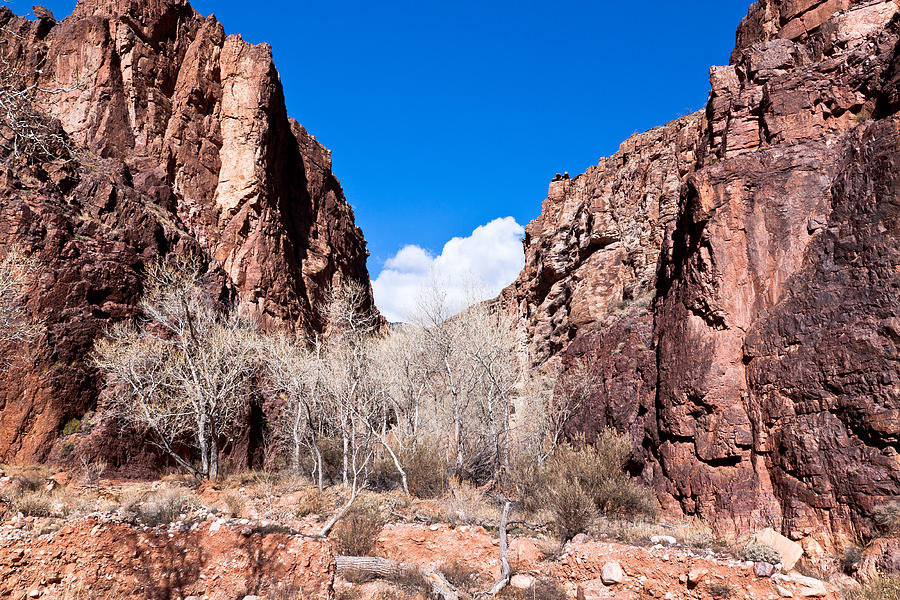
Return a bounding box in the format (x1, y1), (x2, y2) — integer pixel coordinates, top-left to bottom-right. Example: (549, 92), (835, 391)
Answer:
(505, 0), (900, 549)
(0, 0), (373, 465)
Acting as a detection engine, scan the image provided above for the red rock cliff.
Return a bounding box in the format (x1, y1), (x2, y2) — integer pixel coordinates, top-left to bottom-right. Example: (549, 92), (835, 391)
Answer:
(0, 0), (373, 464)
(506, 0), (900, 549)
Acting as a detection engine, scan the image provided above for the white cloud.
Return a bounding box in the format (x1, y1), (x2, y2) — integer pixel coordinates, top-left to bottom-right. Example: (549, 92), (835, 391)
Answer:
(373, 217), (525, 322)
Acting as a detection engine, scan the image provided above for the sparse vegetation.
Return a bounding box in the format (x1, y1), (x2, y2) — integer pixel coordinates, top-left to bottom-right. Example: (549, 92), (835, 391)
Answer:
(0, 246), (39, 351)
(738, 539), (783, 565)
(872, 500), (900, 535)
(708, 581), (733, 599)
(331, 503), (385, 556)
(120, 485), (199, 526)
(842, 575), (900, 600)
(511, 430), (656, 540)
(497, 578), (568, 600)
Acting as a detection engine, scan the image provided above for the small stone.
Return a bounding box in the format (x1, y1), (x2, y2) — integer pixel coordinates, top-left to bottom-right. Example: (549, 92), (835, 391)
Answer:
(510, 574), (535, 590)
(755, 562), (776, 577)
(571, 533), (589, 544)
(651, 535), (677, 546)
(240, 526), (253, 537)
(28, 591), (40, 599)
(687, 569), (708, 587)
(601, 561), (624, 584)
(429, 524), (439, 531)
(776, 585), (793, 598)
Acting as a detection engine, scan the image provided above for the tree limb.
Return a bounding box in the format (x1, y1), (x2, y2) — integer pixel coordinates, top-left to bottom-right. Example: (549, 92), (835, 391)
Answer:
(483, 501), (511, 596)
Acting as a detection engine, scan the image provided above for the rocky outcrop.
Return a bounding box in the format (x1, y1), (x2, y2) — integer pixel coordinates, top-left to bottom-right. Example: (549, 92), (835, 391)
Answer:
(506, 0), (900, 547)
(501, 113), (704, 364)
(0, 0), (373, 463)
(0, 519), (336, 599)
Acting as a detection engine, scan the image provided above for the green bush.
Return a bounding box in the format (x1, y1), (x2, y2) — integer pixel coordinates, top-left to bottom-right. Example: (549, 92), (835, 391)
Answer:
(62, 418), (81, 436)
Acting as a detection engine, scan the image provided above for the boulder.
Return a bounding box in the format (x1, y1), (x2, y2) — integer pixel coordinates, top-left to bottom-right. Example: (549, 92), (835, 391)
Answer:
(752, 529), (803, 570)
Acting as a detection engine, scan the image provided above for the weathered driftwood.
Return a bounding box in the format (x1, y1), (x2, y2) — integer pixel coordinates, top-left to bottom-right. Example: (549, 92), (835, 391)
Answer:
(336, 556), (460, 600)
(483, 501), (511, 596)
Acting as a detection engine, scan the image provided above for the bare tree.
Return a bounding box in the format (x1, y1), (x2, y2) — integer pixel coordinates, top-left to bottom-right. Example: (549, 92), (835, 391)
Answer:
(94, 256), (260, 480)
(0, 55), (75, 164)
(262, 333), (329, 488)
(0, 245), (37, 347)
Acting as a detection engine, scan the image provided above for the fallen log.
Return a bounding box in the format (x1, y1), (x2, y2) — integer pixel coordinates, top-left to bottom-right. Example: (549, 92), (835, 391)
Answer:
(336, 556), (460, 600)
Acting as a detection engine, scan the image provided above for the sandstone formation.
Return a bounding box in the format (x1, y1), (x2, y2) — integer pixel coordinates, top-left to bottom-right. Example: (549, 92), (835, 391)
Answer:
(505, 0), (900, 547)
(0, 0), (373, 464)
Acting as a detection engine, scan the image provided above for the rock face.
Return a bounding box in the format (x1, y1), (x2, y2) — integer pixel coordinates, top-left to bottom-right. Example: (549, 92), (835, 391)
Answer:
(0, 0), (373, 463)
(505, 0), (900, 546)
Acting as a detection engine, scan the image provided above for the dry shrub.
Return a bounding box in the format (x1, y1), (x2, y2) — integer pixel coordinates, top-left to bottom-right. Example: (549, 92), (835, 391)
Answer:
(872, 501), (900, 535)
(513, 430), (656, 540)
(438, 561), (481, 592)
(121, 486), (198, 526)
(220, 491), (245, 517)
(842, 544), (864, 574)
(843, 575), (900, 600)
(708, 582), (732, 599)
(296, 486), (330, 517)
(439, 478), (500, 526)
(498, 578), (567, 600)
(738, 540), (782, 565)
(370, 442), (449, 498)
(332, 503), (384, 556)
(11, 469), (46, 493)
(547, 481), (595, 541)
(402, 441), (448, 498)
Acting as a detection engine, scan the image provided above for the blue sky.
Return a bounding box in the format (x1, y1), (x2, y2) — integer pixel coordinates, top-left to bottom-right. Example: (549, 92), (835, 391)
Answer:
(17, 0), (751, 320)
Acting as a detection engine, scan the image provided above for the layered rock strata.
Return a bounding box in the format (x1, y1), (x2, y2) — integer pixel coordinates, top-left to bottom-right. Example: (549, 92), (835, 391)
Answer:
(505, 0), (900, 547)
(0, 0), (372, 463)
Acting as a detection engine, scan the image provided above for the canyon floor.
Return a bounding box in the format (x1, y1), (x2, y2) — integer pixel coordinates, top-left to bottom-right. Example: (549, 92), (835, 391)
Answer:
(0, 466), (856, 600)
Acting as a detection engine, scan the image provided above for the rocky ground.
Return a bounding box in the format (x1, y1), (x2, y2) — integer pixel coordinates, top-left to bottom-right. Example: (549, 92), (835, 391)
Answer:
(0, 467), (858, 600)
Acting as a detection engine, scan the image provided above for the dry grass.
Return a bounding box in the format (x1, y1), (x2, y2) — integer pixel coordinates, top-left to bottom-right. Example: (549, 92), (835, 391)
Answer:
(842, 576), (900, 600)
(220, 491), (245, 517)
(497, 578), (567, 600)
(120, 485), (199, 526)
(437, 478), (502, 526)
(438, 561), (482, 592)
(592, 516), (720, 548)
